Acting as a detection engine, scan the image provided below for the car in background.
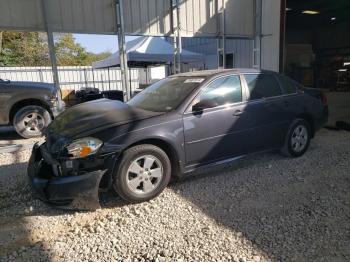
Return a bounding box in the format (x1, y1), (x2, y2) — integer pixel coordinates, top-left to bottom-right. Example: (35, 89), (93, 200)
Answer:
(0, 79), (65, 138)
(27, 69), (328, 209)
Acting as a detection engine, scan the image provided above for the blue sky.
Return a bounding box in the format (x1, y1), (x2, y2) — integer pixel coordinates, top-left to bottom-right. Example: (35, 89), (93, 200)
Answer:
(73, 34), (138, 54)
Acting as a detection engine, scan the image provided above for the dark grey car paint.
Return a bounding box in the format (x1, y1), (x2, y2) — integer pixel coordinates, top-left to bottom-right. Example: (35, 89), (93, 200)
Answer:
(46, 70), (328, 175)
(28, 69), (329, 209)
(0, 80), (62, 125)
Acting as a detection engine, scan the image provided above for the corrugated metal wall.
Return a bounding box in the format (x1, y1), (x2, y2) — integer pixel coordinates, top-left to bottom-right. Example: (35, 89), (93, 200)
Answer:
(181, 37), (254, 69)
(177, 0), (254, 37)
(0, 0), (255, 37)
(0, 0), (281, 71)
(0, 0), (44, 31)
(47, 0), (116, 34)
(0, 0), (172, 35)
(123, 0), (172, 36)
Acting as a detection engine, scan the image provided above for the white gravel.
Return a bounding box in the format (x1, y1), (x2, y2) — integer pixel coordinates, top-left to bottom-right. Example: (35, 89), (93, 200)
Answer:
(0, 129), (350, 262)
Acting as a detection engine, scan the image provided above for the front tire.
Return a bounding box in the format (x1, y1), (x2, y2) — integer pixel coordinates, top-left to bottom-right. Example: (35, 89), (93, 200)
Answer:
(113, 144), (171, 203)
(13, 105), (51, 139)
(281, 119), (311, 157)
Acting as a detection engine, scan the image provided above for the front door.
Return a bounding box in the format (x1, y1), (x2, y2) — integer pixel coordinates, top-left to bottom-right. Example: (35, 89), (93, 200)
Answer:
(183, 74), (251, 167)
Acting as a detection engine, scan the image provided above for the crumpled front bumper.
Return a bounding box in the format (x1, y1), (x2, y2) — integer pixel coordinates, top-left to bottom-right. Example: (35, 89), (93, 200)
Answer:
(27, 143), (107, 210)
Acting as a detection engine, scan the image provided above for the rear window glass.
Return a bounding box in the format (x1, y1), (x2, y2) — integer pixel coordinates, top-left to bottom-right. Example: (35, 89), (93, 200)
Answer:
(244, 74), (282, 100)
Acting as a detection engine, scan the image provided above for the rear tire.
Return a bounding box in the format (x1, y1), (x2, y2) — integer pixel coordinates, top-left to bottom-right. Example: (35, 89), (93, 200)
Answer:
(281, 119), (311, 157)
(13, 105), (51, 138)
(113, 144), (171, 203)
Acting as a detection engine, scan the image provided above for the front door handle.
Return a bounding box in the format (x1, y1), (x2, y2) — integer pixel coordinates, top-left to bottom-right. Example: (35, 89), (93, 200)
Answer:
(233, 110), (243, 117)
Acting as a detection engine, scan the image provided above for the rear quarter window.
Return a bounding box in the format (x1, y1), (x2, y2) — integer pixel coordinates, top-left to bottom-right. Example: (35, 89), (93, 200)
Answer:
(244, 74), (282, 100)
(278, 75), (298, 94)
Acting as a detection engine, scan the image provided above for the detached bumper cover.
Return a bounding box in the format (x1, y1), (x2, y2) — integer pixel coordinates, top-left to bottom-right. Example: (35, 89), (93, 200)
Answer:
(27, 143), (106, 210)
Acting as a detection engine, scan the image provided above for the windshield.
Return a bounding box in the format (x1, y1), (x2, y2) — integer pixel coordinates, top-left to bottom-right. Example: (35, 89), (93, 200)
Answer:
(127, 77), (205, 112)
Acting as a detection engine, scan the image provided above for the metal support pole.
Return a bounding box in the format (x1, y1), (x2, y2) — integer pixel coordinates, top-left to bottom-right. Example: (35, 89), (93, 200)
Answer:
(216, 0), (226, 69)
(115, 0), (131, 101)
(41, 0), (60, 94)
(0, 31), (3, 54)
(221, 0), (226, 69)
(253, 0), (262, 69)
(173, 0), (182, 74)
(176, 0), (182, 73)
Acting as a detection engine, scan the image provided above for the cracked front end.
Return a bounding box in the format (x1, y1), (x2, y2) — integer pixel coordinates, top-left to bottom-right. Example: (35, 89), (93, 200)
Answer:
(27, 141), (116, 210)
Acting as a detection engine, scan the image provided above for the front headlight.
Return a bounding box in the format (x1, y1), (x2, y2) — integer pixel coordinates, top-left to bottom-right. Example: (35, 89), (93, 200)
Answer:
(66, 137), (103, 159)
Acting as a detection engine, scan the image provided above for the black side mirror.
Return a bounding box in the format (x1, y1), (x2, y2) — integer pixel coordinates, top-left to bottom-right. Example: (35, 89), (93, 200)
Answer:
(192, 99), (217, 112)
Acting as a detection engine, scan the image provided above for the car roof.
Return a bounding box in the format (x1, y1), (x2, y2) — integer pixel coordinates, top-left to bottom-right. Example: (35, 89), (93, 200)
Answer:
(171, 68), (277, 78)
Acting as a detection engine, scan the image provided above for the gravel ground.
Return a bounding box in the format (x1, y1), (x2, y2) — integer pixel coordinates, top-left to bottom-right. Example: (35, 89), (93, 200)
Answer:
(0, 128), (350, 262)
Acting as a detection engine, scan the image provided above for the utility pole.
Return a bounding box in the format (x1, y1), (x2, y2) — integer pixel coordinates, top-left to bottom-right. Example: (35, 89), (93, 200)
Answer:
(115, 0), (131, 101)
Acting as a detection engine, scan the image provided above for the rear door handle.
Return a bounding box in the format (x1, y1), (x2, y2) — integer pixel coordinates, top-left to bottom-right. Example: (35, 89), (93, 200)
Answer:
(284, 100), (290, 107)
(233, 110), (243, 117)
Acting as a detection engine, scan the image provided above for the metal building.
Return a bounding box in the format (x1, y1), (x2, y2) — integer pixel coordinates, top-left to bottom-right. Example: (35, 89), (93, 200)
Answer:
(0, 0), (283, 97)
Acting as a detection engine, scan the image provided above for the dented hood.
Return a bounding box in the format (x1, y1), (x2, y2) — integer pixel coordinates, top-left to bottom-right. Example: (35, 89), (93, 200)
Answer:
(47, 99), (162, 138)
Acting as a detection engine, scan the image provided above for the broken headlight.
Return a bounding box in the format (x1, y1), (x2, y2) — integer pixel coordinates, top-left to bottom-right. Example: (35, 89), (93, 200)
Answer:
(66, 137), (103, 159)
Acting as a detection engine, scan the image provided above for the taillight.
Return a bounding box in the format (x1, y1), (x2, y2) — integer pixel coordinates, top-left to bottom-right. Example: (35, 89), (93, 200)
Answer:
(320, 92), (328, 106)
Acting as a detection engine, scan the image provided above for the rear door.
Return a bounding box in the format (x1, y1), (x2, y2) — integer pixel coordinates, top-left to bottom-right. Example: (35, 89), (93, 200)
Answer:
(242, 73), (290, 151)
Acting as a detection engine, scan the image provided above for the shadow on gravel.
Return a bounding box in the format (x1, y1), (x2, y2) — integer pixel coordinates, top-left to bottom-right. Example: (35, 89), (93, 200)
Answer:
(170, 148), (350, 261)
(0, 161), (57, 261)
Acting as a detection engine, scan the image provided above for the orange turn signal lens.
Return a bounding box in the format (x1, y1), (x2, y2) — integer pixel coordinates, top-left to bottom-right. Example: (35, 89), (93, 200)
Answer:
(80, 146), (92, 157)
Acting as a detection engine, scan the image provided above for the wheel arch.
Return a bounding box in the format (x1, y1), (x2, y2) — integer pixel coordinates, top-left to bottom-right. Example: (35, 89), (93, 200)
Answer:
(9, 99), (52, 124)
(122, 138), (182, 177)
(296, 113), (315, 138)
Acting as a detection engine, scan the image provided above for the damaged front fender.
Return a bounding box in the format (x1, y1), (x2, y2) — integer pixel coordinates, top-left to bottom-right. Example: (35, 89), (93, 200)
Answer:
(28, 143), (108, 210)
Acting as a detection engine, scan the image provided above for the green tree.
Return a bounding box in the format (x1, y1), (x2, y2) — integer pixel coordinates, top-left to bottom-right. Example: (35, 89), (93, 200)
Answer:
(0, 32), (50, 66)
(55, 34), (111, 66)
(0, 32), (111, 67)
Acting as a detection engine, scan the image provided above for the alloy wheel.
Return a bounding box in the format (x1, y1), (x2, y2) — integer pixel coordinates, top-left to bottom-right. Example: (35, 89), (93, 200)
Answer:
(22, 112), (45, 134)
(291, 125), (308, 152)
(126, 155), (164, 195)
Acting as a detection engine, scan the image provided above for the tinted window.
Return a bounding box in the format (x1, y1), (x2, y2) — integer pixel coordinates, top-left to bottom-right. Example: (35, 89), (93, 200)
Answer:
(197, 75), (242, 107)
(245, 74), (282, 100)
(278, 75), (298, 94)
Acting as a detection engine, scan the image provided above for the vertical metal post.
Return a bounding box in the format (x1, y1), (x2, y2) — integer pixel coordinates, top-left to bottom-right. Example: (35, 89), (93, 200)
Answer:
(115, 0), (131, 101)
(221, 0), (226, 69)
(173, 0), (182, 74)
(41, 0), (60, 93)
(108, 67), (111, 90)
(83, 68), (88, 87)
(279, 0), (286, 73)
(253, 0), (262, 69)
(176, 0), (182, 73)
(0, 31), (3, 54)
(217, 0), (226, 69)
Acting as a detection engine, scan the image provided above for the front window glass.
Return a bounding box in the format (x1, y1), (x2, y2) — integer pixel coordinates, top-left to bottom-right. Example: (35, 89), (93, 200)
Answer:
(127, 77), (204, 112)
(196, 75), (242, 107)
(245, 74), (282, 100)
